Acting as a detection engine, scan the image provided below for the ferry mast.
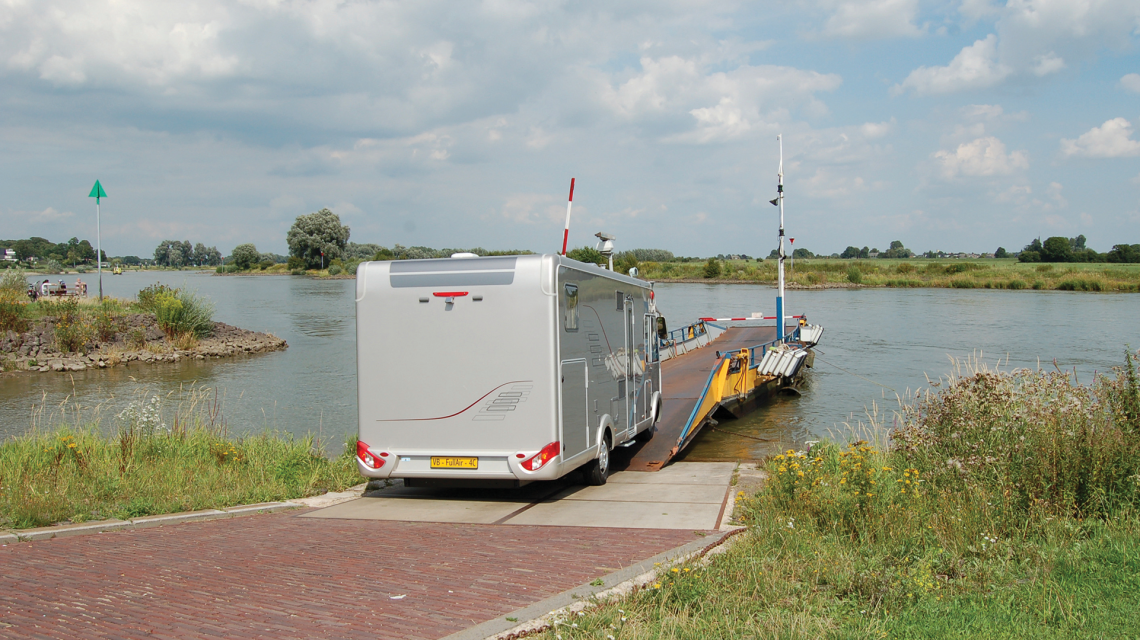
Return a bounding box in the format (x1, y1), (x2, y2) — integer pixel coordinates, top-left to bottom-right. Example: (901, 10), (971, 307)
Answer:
(775, 135), (786, 342)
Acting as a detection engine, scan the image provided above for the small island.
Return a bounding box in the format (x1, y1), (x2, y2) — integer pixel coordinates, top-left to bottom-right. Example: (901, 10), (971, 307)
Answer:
(0, 278), (285, 374)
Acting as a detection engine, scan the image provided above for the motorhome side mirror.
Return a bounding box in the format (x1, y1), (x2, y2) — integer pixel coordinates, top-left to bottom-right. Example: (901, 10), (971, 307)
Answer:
(656, 317), (668, 340)
(627, 267), (638, 277)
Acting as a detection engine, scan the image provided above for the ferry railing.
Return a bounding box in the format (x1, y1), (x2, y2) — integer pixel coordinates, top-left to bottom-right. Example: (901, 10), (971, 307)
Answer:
(746, 325), (803, 370)
(658, 319), (710, 349)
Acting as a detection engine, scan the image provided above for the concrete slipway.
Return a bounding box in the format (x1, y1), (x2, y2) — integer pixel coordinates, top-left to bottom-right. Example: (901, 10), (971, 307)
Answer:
(302, 461), (737, 530)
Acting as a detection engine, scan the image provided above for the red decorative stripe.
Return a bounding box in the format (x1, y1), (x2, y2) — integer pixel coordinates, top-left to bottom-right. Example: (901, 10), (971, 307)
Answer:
(376, 380), (531, 422)
(568, 177), (575, 202)
(433, 291), (468, 297)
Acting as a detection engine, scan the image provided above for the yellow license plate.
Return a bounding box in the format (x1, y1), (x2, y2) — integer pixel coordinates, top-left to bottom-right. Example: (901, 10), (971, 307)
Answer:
(431, 456), (478, 469)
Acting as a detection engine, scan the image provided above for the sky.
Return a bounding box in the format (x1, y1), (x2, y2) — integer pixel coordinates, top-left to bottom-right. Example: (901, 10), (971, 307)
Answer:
(1, 0), (1138, 258)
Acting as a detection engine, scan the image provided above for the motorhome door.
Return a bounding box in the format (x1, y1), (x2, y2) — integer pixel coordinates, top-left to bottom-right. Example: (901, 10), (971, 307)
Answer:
(561, 360), (589, 459)
(623, 296), (639, 436)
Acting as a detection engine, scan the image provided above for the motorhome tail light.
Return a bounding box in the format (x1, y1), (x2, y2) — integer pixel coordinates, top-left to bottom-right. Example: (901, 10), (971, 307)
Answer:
(521, 441), (560, 471)
(432, 291), (468, 297)
(356, 440), (385, 469)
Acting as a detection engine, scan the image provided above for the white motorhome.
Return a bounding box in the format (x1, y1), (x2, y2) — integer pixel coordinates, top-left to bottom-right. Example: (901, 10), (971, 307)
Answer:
(355, 254), (662, 486)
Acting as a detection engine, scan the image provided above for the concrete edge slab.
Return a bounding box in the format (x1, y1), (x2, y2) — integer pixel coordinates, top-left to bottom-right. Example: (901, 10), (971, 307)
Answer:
(440, 528), (746, 640)
(16, 519), (132, 542)
(128, 509), (229, 529)
(221, 502), (299, 516)
(0, 531), (18, 544)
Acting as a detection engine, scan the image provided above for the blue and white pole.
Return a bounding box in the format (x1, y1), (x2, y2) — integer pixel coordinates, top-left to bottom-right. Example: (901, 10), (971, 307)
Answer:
(775, 135), (786, 342)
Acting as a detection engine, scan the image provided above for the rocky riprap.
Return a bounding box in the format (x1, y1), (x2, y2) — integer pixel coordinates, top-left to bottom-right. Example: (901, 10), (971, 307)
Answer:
(0, 314), (287, 373)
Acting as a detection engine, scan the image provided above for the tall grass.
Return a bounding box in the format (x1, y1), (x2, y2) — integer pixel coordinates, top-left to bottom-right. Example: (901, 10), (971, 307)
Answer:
(537, 351), (1140, 638)
(0, 386), (360, 529)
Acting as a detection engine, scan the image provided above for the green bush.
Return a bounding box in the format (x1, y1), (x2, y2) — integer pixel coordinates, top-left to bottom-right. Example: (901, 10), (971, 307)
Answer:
(136, 283), (175, 311)
(47, 298), (92, 352)
(0, 289), (29, 333)
(93, 302), (121, 342)
(152, 289), (215, 338)
(846, 266), (862, 284)
(327, 265), (343, 276)
(287, 256), (305, 271)
(703, 258), (722, 279)
(258, 260), (274, 271)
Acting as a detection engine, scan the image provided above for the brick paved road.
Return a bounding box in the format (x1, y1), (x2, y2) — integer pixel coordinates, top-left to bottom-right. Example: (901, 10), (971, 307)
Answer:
(0, 510), (706, 639)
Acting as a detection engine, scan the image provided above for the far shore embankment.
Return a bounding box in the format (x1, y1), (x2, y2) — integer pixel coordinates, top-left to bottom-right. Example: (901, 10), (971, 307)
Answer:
(212, 257), (1140, 292)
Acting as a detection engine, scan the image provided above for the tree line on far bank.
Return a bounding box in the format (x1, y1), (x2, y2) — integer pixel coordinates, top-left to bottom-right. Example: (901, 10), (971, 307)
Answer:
(1016, 235), (1140, 264)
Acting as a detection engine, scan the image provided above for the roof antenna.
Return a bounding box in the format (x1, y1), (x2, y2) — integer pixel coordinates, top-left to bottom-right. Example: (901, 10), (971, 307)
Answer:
(560, 178), (575, 255)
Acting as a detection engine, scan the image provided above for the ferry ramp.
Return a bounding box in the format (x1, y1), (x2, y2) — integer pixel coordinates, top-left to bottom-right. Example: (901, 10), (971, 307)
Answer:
(626, 324), (794, 471)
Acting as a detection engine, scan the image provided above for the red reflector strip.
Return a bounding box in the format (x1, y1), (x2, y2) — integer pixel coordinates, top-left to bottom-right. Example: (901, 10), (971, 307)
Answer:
(433, 291), (469, 297)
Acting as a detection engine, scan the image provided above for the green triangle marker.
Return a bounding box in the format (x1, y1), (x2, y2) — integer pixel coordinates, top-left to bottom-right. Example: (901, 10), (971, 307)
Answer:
(88, 179), (108, 201)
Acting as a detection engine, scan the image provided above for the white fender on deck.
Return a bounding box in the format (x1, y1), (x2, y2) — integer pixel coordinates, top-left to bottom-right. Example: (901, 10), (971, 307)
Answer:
(758, 350), (776, 373)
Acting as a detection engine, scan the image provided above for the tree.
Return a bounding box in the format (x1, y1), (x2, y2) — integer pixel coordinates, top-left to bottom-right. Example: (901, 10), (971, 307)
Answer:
(840, 246), (860, 259)
(154, 239), (188, 267)
(994, 247), (1008, 258)
(287, 208), (350, 269)
(703, 257), (722, 278)
(567, 246), (604, 265)
(1069, 234), (1086, 250)
(344, 242), (382, 260)
(881, 241), (913, 259)
(859, 247), (870, 259)
(1106, 244), (1140, 263)
(1041, 236), (1072, 262)
(231, 243), (260, 270)
(792, 247), (814, 259)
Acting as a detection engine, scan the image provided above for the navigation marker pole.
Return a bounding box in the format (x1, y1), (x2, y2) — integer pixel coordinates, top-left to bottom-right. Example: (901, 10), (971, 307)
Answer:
(561, 178), (575, 255)
(769, 136), (786, 342)
(88, 180), (108, 302)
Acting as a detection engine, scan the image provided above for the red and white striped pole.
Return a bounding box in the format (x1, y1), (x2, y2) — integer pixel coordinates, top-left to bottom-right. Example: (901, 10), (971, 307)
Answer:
(560, 178), (575, 256)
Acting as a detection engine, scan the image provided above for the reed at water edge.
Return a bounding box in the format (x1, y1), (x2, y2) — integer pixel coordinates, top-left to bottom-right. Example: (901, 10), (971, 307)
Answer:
(534, 350), (1140, 638)
(0, 384), (361, 530)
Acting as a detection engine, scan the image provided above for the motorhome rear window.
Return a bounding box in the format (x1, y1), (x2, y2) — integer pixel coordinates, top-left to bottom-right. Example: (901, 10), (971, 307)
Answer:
(564, 283), (579, 332)
(389, 257), (516, 288)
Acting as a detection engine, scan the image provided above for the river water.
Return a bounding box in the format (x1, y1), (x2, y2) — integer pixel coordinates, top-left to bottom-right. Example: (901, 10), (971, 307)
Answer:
(3, 272), (1138, 460)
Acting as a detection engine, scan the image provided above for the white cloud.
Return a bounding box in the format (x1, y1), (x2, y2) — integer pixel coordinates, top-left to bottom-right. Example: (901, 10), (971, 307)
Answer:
(1119, 73), (1140, 93)
(934, 136), (1028, 178)
(802, 167), (869, 198)
(2, 1), (238, 88)
(900, 0), (1140, 95)
(1031, 52), (1065, 77)
(1060, 118), (1140, 158)
(500, 194), (559, 224)
(893, 35), (1011, 95)
(2, 206), (75, 221)
(958, 0), (1000, 22)
(819, 0), (924, 39)
(603, 55), (841, 143)
(860, 120), (893, 139)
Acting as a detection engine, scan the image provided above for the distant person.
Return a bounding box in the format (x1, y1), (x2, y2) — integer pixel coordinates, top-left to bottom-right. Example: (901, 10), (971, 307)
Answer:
(27, 284), (37, 301)
(40, 280), (50, 297)
(59, 280), (67, 296)
(76, 278), (86, 297)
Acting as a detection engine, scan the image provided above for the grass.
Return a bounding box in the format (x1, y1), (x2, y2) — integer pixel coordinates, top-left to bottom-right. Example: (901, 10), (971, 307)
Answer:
(535, 351), (1140, 639)
(0, 387), (361, 529)
(636, 258), (1140, 292)
(1, 280), (215, 354)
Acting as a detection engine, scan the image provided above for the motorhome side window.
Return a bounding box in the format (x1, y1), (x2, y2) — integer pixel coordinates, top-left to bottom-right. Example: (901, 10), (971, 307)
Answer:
(564, 283), (579, 332)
